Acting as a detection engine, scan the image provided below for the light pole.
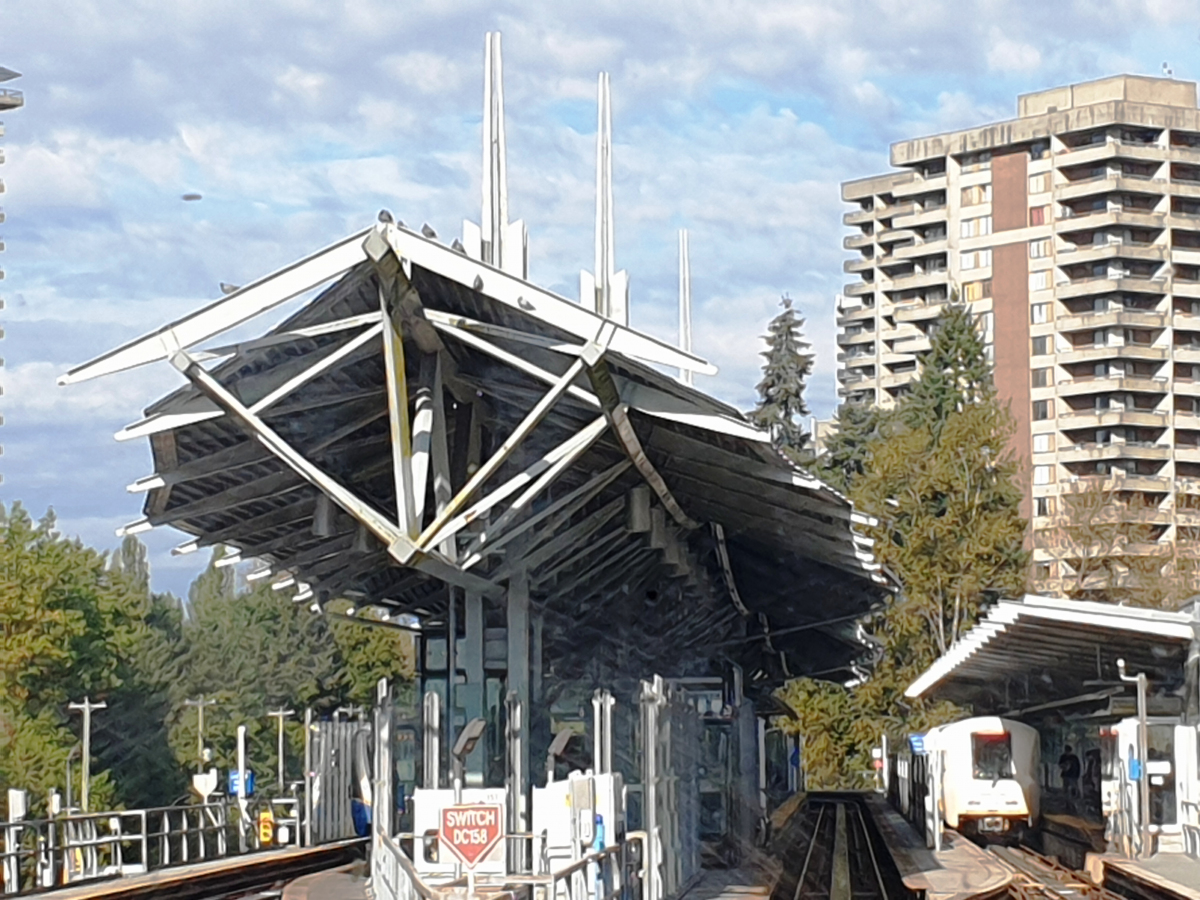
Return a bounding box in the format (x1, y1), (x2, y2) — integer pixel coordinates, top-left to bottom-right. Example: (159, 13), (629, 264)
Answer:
(268, 708), (294, 791)
(67, 697), (106, 812)
(184, 696), (218, 773)
(1117, 658), (1151, 859)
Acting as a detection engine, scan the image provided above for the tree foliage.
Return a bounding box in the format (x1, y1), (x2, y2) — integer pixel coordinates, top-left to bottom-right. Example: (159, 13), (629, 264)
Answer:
(777, 302), (1029, 788)
(817, 401), (884, 493)
(750, 296), (815, 457)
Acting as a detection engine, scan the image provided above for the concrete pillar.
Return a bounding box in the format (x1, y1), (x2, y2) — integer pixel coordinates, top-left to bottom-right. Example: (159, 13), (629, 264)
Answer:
(464, 591), (486, 785)
(531, 613), (544, 705)
(507, 569), (530, 831)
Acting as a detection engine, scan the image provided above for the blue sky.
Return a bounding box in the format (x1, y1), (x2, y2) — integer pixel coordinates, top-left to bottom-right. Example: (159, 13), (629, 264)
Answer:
(1, 0), (1197, 596)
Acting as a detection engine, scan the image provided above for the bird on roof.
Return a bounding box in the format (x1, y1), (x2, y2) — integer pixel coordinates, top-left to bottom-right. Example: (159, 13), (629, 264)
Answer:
(219, 282), (241, 295)
(378, 209), (394, 224)
(421, 223), (438, 239)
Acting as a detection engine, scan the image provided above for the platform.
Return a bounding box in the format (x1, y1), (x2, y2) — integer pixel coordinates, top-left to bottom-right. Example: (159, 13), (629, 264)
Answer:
(1093, 852), (1200, 900)
(282, 860), (370, 900)
(44, 839), (364, 900)
(1040, 811), (1108, 869)
(860, 794), (1012, 900)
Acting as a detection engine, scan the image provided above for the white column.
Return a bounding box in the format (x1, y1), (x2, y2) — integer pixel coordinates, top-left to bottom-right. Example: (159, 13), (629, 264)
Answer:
(464, 591), (486, 785)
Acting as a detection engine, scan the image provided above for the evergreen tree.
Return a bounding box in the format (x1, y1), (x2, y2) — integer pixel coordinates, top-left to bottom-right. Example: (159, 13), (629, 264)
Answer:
(818, 401), (884, 492)
(750, 296), (815, 458)
(776, 300), (1028, 787)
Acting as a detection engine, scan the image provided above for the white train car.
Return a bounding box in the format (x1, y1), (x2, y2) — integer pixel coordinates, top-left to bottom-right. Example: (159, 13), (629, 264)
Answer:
(924, 716), (1041, 842)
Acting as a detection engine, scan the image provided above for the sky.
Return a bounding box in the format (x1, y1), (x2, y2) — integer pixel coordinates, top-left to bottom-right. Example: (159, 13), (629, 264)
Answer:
(1, 0), (1198, 597)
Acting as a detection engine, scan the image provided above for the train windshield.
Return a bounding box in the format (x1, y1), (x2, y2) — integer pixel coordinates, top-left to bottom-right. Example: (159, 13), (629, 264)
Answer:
(972, 733), (1014, 780)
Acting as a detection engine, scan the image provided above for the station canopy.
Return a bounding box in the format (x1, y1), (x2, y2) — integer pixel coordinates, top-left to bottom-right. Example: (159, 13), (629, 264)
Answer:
(62, 222), (895, 688)
(905, 594), (1198, 719)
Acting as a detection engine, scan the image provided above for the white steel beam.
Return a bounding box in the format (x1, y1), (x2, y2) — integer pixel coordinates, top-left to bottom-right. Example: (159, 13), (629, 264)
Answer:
(422, 415), (609, 554)
(411, 356), (588, 557)
(410, 354), (438, 525)
(375, 223), (715, 374)
(249, 322), (383, 414)
(422, 309), (584, 356)
(190, 312), (382, 362)
(381, 288), (419, 538)
(457, 417), (613, 570)
(60, 229), (372, 384)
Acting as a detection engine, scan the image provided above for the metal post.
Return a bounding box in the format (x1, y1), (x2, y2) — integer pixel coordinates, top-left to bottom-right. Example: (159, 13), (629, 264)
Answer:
(448, 586), (458, 759)
(423, 690), (442, 789)
(464, 591), (485, 786)
(67, 697), (106, 812)
(303, 707), (313, 847)
(505, 690), (524, 873)
(1119, 658), (1152, 858)
(507, 568), (531, 837)
(236, 725), (249, 852)
(268, 708), (295, 791)
(184, 696), (217, 773)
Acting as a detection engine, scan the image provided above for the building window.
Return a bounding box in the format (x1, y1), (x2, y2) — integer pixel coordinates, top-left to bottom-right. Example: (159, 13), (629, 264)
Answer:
(961, 184), (992, 206)
(1029, 173), (1049, 193)
(1029, 238), (1052, 259)
(960, 248), (992, 270)
(1033, 399), (1052, 420)
(960, 216), (993, 238)
(1032, 335), (1052, 355)
(1031, 303), (1051, 324)
(1032, 367), (1051, 387)
(1033, 464), (1055, 485)
(1034, 562), (1054, 579)
(1029, 270), (1052, 291)
(1034, 496), (1054, 517)
(962, 279), (992, 302)
(1033, 433), (1053, 453)
(1029, 205), (1050, 226)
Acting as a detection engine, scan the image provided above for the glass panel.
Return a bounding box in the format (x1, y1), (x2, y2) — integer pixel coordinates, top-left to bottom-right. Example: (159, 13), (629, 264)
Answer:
(973, 733), (1014, 780)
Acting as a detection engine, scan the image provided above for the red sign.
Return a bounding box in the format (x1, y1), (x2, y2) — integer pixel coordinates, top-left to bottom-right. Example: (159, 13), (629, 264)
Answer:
(439, 804), (504, 868)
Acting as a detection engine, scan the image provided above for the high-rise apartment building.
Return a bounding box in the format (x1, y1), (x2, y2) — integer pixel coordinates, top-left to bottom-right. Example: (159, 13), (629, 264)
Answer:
(838, 74), (1200, 596)
(0, 66), (21, 481)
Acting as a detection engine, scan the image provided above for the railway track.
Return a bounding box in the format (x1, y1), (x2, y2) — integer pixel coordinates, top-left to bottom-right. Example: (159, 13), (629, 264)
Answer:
(771, 794), (910, 900)
(991, 845), (1126, 900)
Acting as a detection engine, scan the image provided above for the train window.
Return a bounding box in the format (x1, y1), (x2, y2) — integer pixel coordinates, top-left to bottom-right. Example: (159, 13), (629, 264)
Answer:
(972, 733), (1014, 780)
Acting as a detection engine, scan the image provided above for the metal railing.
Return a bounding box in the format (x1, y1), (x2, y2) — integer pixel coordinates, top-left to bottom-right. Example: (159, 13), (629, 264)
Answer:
(1, 796), (302, 894)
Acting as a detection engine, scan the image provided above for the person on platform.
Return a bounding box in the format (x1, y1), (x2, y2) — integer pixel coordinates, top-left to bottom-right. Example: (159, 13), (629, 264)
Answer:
(1058, 744), (1082, 799)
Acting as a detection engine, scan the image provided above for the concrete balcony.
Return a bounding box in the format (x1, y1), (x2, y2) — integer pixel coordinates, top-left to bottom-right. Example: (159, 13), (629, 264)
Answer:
(843, 208), (875, 226)
(1055, 375), (1169, 397)
(1058, 408), (1169, 429)
(1057, 141), (1168, 167)
(1063, 472), (1173, 494)
(1057, 442), (1173, 463)
(892, 174), (947, 199)
(844, 281), (876, 298)
(836, 306), (877, 325)
(1055, 174), (1167, 203)
(893, 335), (932, 355)
(1055, 309), (1166, 332)
(893, 204), (949, 229)
(880, 370), (918, 391)
(894, 301), (946, 323)
(1058, 243), (1167, 267)
(892, 239), (949, 262)
(876, 226), (917, 244)
(844, 257), (875, 275)
(1171, 181), (1200, 199)
(1056, 343), (1169, 364)
(1056, 276), (1168, 300)
(836, 329), (877, 347)
(1175, 508), (1200, 527)
(1058, 208), (1166, 232)
(885, 270), (949, 293)
(843, 233), (874, 251)
(1173, 345), (1200, 363)
(1172, 281), (1200, 299)
(0, 88), (23, 112)
(1173, 379), (1200, 396)
(1174, 446), (1200, 463)
(1175, 410), (1200, 429)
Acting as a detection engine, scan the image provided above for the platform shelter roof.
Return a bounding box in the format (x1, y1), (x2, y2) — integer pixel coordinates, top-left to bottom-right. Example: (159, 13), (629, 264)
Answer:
(62, 221), (895, 688)
(905, 594), (1198, 716)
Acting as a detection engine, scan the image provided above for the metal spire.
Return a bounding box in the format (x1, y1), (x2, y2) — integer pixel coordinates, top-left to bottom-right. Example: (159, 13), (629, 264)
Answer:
(678, 229), (693, 386)
(463, 32), (527, 279)
(581, 72), (629, 324)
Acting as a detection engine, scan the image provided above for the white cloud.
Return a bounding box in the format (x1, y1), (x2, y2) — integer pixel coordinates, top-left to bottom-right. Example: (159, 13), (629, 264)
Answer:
(987, 35), (1043, 73)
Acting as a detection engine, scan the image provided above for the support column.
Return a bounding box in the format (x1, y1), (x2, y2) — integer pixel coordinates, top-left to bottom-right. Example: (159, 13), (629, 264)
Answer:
(447, 586), (458, 758)
(531, 612), (544, 706)
(464, 591), (486, 785)
(507, 569), (531, 835)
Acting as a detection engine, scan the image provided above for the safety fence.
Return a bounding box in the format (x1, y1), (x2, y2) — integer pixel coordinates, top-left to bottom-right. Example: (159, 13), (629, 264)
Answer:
(0, 796), (301, 894)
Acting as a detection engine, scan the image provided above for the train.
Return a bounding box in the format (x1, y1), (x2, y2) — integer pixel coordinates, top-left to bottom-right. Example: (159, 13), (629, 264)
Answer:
(888, 716), (1040, 845)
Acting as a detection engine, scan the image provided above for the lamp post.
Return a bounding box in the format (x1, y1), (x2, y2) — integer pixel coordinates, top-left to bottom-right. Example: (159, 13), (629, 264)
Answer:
(1117, 658), (1151, 859)
(268, 708), (294, 791)
(184, 696), (217, 773)
(67, 698), (106, 812)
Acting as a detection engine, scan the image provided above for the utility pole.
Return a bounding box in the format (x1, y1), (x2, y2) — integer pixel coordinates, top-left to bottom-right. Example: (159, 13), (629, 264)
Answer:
(67, 697), (106, 812)
(267, 708), (294, 790)
(184, 696), (218, 773)
(1118, 659), (1151, 859)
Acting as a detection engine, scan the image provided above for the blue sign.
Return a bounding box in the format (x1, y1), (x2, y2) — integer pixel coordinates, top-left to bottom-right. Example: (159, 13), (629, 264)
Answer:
(227, 769), (256, 797)
(1129, 758), (1142, 781)
(790, 747), (801, 768)
(909, 734), (926, 754)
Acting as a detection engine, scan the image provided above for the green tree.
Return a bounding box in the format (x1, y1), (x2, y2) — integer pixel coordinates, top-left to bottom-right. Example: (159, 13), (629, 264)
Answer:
(818, 401), (884, 492)
(778, 301), (1028, 787)
(328, 600), (417, 709)
(750, 296), (815, 458)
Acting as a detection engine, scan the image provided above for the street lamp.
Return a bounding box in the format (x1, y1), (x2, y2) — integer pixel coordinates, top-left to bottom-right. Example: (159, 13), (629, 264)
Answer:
(184, 697), (218, 773)
(452, 718), (487, 805)
(67, 697), (106, 812)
